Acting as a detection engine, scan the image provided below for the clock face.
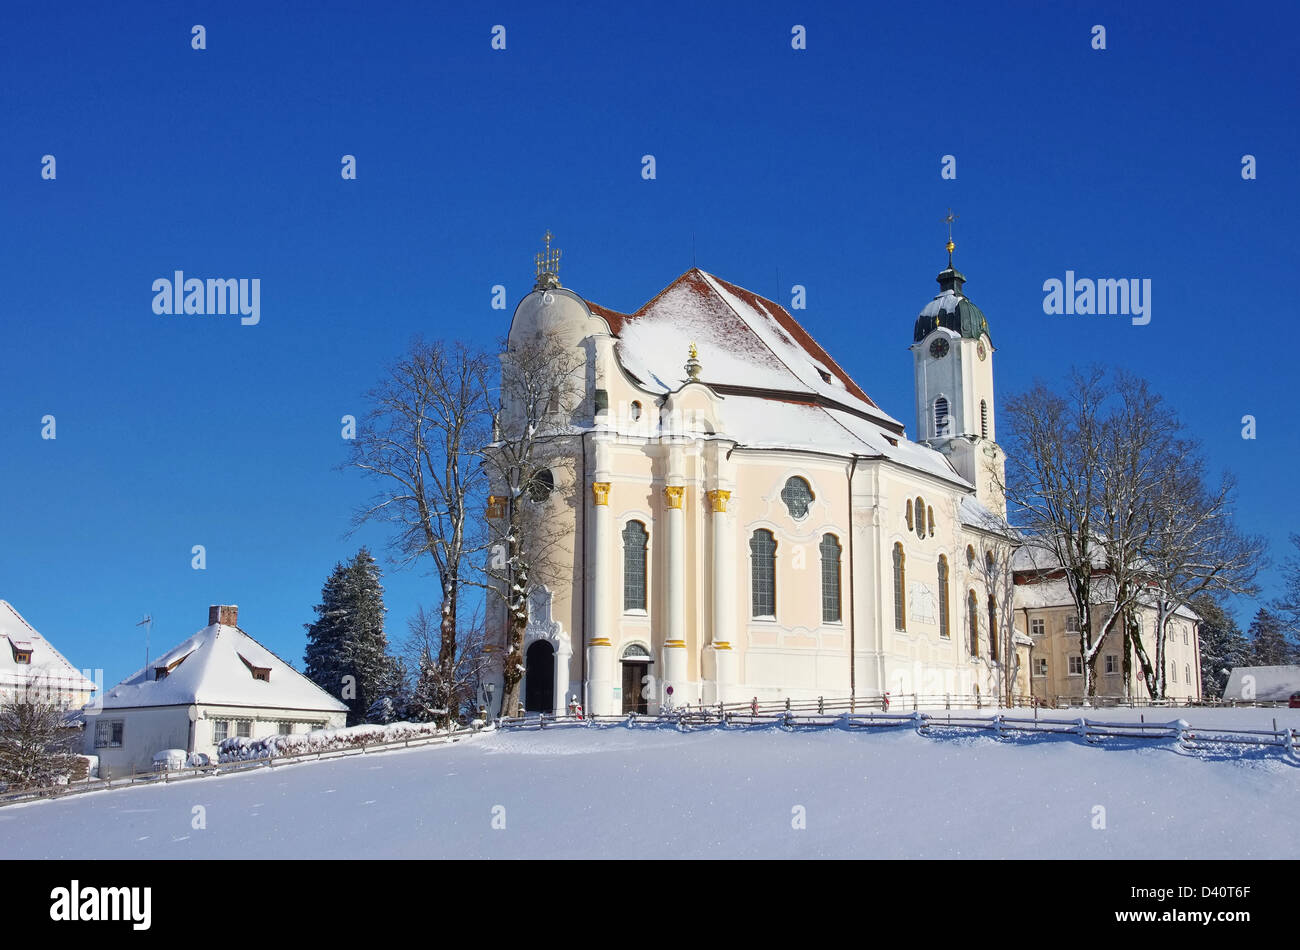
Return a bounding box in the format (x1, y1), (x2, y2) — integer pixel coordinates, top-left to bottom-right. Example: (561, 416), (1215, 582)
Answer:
(929, 336), (950, 359)
(977, 341), (987, 361)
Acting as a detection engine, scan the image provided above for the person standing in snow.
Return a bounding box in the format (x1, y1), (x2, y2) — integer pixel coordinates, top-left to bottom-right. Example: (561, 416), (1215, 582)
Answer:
(568, 696), (583, 720)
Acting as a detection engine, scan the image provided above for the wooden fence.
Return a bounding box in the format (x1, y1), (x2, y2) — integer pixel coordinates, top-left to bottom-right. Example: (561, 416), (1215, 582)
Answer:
(0, 726), (470, 809)
(500, 704), (1300, 761)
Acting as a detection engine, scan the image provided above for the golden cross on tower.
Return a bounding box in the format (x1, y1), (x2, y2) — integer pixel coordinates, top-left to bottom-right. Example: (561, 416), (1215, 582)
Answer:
(534, 230), (562, 290)
(942, 208), (958, 266)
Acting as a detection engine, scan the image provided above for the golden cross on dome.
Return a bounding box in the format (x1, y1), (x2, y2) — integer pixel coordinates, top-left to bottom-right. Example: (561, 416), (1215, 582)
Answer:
(688, 342), (698, 360)
(942, 208), (958, 264)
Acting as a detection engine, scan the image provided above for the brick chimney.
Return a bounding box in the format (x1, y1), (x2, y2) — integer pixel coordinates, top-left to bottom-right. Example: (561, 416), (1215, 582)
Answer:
(208, 605), (239, 627)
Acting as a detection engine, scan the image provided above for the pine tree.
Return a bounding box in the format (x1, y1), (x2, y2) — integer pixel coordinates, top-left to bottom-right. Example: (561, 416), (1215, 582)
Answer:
(0, 697), (79, 790)
(304, 548), (396, 726)
(1192, 594), (1251, 699)
(407, 648), (442, 723)
(1246, 607), (1296, 666)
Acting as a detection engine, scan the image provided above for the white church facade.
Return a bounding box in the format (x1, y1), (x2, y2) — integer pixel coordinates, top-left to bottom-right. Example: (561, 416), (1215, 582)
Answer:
(485, 234), (1060, 717)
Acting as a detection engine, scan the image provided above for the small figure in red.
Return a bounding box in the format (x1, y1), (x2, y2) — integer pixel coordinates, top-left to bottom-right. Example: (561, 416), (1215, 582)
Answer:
(882, 691), (891, 711)
(751, 696), (759, 716)
(568, 696), (584, 720)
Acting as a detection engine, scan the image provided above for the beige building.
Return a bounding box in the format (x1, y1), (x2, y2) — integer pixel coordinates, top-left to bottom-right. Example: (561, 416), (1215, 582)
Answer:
(1014, 567), (1202, 703)
(486, 241), (1039, 716)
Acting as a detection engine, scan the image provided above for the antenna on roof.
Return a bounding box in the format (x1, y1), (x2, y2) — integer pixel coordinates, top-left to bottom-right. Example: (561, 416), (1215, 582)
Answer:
(136, 614), (153, 670)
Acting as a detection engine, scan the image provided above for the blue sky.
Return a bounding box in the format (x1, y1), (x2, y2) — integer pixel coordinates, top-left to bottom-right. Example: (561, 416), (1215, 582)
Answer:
(2, 1), (1296, 688)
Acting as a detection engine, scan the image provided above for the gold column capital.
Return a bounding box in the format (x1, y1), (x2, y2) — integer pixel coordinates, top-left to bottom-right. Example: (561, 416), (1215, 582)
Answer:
(591, 481), (611, 506)
(664, 485), (685, 509)
(486, 495), (506, 519)
(707, 488), (731, 513)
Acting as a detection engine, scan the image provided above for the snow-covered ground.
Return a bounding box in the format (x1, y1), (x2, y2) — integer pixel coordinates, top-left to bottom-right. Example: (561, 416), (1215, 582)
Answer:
(2, 708), (1296, 859)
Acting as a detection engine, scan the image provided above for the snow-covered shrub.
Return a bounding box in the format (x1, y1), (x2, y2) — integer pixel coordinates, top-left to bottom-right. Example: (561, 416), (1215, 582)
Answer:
(217, 721), (453, 763)
(152, 749), (187, 771)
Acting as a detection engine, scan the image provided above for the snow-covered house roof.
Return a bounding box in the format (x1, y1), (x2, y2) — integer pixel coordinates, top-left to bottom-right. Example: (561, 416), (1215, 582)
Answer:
(587, 269), (969, 488)
(99, 606), (348, 713)
(0, 600), (97, 693)
(1222, 665), (1300, 702)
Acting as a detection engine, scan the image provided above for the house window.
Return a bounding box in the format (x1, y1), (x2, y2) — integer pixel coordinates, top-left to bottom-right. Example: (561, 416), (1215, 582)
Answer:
(14, 651), (31, 664)
(781, 477), (814, 520)
(1034, 658), (1047, 676)
(622, 520), (649, 611)
(892, 543), (906, 631)
(236, 720), (251, 738)
(968, 590), (979, 656)
(1030, 618), (1045, 637)
(987, 595), (999, 661)
(278, 722), (293, 735)
(1068, 656), (1083, 676)
(934, 396), (950, 437)
(937, 555), (950, 639)
(914, 497), (926, 540)
(1066, 614), (1080, 633)
(980, 400), (989, 440)
(212, 720), (229, 744)
(1105, 654), (1118, 674)
(1185, 664), (1191, 684)
(1184, 629), (1189, 645)
(94, 720), (124, 748)
(750, 530), (777, 618)
(820, 534), (842, 623)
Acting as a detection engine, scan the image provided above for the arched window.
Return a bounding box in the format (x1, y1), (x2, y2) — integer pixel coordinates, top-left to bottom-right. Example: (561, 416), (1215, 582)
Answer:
(937, 555), (950, 639)
(621, 521), (648, 611)
(934, 396), (949, 437)
(1170, 662), (1177, 683)
(968, 590), (979, 656)
(966, 545), (976, 569)
(914, 496), (925, 540)
(927, 505), (935, 538)
(750, 530), (777, 618)
(820, 534), (841, 623)
(906, 499), (913, 532)
(980, 400), (989, 440)
(527, 468), (554, 502)
(987, 595), (999, 661)
(1185, 663), (1191, 684)
(781, 477), (814, 520)
(630, 400), (642, 421)
(892, 543), (906, 632)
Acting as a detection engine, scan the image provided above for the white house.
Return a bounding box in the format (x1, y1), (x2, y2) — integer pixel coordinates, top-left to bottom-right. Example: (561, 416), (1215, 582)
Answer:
(86, 605), (348, 777)
(0, 600), (97, 708)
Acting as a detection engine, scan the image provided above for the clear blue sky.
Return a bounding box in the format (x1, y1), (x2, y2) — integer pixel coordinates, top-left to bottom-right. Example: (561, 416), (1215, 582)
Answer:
(2, 1), (1296, 689)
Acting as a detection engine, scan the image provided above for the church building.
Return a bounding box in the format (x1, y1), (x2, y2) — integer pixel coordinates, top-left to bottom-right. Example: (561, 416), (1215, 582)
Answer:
(486, 231), (1049, 717)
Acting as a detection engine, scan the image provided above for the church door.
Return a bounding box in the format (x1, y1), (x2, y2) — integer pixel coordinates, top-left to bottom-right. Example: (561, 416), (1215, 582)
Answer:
(524, 641), (555, 713)
(622, 662), (649, 714)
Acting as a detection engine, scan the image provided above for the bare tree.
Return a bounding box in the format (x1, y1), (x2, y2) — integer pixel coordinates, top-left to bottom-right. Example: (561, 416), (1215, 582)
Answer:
(0, 696), (79, 791)
(479, 330), (586, 718)
(1001, 369), (1114, 697)
(349, 337), (492, 725)
(1132, 448), (1264, 698)
(404, 602), (490, 721)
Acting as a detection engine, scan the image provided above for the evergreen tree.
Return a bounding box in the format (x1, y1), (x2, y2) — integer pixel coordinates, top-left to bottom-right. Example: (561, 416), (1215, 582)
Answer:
(407, 648), (442, 723)
(304, 548), (395, 726)
(1246, 607), (1296, 666)
(1192, 594), (1251, 699)
(0, 697), (79, 790)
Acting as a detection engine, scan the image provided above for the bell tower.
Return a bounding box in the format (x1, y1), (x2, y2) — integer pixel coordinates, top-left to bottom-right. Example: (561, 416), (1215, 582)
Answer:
(909, 213), (1005, 515)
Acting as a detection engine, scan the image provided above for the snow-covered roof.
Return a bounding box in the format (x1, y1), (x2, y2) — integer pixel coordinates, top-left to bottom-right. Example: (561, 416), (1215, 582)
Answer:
(589, 269), (970, 487)
(594, 269), (902, 430)
(0, 600), (97, 693)
(99, 616), (348, 713)
(958, 495), (1017, 536)
(1222, 666), (1300, 702)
